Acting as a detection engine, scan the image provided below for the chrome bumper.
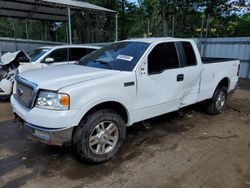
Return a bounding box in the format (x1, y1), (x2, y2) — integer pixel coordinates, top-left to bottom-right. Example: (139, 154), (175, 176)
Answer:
(14, 113), (74, 146)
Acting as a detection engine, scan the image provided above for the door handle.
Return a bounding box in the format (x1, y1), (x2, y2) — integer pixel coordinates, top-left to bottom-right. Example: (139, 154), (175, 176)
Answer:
(177, 74), (184, 82)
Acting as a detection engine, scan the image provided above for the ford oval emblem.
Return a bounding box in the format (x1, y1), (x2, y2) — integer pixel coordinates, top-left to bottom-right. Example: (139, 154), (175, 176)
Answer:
(17, 88), (24, 96)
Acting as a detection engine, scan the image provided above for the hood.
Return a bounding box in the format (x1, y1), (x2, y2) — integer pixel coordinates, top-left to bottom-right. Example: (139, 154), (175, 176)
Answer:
(17, 62), (39, 74)
(0, 50), (30, 65)
(18, 64), (119, 90)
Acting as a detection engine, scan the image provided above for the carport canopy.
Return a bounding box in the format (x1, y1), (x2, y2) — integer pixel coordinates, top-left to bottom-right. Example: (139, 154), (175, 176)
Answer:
(0, 0), (118, 43)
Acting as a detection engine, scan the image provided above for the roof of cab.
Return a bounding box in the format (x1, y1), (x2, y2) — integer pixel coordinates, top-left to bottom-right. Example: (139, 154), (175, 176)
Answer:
(124, 37), (191, 44)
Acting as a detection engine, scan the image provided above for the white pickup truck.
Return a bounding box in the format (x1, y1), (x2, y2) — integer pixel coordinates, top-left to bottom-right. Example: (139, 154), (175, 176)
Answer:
(11, 38), (240, 163)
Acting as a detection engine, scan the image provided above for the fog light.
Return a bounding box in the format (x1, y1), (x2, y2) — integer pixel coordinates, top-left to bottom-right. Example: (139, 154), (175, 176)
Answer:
(33, 130), (50, 140)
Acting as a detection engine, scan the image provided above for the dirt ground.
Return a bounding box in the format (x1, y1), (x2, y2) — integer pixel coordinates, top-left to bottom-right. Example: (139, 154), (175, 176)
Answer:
(0, 80), (249, 188)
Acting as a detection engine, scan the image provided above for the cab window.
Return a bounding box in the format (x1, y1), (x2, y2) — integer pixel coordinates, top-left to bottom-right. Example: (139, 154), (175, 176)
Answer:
(148, 42), (179, 74)
(181, 42), (197, 66)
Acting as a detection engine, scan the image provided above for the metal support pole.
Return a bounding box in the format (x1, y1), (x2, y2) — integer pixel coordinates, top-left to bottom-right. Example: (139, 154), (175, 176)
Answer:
(200, 13), (205, 39)
(68, 7), (72, 44)
(25, 20), (31, 52)
(44, 21), (47, 41)
(202, 14), (210, 57)
(115, 14), (118, 41)
(147, 19), (150, 37)
(12, 20), (17, 51)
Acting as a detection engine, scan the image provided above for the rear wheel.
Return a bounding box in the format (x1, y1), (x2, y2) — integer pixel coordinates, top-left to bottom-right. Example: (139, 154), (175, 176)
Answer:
(206, 86), (228, 115)
(72, 109), (126, 163)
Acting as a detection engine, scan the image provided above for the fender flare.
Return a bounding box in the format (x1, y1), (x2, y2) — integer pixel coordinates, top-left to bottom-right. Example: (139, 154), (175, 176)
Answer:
(73, 97), (131, 126)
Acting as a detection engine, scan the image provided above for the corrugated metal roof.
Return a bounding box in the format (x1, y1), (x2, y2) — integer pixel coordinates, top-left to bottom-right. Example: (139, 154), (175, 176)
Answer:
(41, 0), (116, 13)
(0, 0), (116, 22)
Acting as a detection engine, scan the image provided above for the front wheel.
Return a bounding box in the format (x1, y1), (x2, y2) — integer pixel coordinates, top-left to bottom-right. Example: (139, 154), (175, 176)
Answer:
(205, 86), (228, 115)
(72, 109), (126, 163)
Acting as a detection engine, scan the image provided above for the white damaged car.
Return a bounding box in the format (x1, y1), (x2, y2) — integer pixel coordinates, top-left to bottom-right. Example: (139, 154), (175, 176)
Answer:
(0, 45), (100, 99)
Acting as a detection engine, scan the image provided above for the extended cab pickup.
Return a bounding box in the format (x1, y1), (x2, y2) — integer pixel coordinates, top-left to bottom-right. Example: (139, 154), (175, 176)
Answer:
(11, 38), (240, 163)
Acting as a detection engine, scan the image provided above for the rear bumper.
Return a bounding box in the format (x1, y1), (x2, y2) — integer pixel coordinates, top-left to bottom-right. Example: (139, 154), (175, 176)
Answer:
(14, 113), (74, 145)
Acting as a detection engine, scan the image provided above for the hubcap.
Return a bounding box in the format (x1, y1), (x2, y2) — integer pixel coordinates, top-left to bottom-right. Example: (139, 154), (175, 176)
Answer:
(216, 91), (226, 111)
(89, 121), (119, 155)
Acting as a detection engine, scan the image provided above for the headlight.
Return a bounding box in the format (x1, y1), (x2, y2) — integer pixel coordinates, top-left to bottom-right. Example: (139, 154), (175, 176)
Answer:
(36, 91), (70, 110)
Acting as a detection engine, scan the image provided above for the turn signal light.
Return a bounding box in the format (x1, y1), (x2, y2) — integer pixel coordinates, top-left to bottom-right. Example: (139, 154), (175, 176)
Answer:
(60, 95), (70, 106)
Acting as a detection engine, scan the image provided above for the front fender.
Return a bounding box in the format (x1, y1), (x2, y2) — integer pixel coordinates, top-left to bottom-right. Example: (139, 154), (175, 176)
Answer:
(73, 96), (131, 127)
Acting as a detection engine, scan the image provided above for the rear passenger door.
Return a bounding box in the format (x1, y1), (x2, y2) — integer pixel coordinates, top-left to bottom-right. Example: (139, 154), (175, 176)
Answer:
(176, 41), (201, 107)
(134, 42), (185, 122)
(69, 48), (95, 64)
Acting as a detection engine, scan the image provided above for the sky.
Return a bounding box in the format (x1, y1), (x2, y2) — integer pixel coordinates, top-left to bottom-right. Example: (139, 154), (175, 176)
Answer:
(128, 0), (138, 4)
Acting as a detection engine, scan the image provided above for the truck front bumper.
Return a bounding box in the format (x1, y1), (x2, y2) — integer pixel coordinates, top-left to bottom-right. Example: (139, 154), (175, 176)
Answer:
(11, 95), (80, 145)
(14, 114), (74, 145)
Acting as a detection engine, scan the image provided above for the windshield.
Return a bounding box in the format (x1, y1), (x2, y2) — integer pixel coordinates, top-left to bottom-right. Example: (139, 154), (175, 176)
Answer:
(28, 48), (50, 62)
(78, 42), (150, 71)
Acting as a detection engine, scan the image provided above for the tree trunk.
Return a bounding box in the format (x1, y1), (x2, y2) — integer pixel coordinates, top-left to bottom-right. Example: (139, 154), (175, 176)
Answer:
(162, 9), (168, 37)
(86, 13), (91, 43)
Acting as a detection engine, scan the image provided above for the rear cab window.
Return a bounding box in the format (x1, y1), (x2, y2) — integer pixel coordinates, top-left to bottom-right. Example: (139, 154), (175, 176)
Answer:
(179, 42), (197, 67)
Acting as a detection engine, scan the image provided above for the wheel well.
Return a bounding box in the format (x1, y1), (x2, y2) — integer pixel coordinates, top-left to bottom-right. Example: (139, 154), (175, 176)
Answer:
(85, 101), (129, 124)
(218, 77), (229, 89)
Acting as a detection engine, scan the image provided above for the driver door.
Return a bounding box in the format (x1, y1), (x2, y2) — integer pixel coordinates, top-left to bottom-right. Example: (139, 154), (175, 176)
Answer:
(133, 42), (184, 122)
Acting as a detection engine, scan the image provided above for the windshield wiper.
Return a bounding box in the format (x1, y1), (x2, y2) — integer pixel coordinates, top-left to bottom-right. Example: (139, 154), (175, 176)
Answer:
(94, 60), (113, 70)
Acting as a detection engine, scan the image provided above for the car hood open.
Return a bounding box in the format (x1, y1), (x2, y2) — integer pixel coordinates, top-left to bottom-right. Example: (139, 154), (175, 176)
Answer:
(0, 51), (30, 66)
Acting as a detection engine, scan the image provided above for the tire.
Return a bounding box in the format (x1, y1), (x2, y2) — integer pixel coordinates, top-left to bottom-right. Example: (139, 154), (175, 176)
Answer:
(206, 86), (228, 115)
(72, 109), (126, 163)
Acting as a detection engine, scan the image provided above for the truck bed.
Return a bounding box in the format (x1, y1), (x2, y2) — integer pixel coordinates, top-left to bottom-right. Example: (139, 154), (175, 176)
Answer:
(202, 57), (238, 64)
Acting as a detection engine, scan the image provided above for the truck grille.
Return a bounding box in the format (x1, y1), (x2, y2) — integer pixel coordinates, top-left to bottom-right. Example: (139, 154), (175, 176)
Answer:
(15, 80), (35, 109)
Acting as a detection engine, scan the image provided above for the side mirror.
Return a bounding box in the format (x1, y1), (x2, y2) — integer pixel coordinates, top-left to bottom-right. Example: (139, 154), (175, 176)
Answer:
(44, 57), (54, 64)
(18, 56), (30, 63)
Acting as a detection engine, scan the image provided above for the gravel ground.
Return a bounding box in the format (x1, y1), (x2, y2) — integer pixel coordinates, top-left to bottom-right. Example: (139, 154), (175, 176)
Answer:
(0, 80), (249, 188)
